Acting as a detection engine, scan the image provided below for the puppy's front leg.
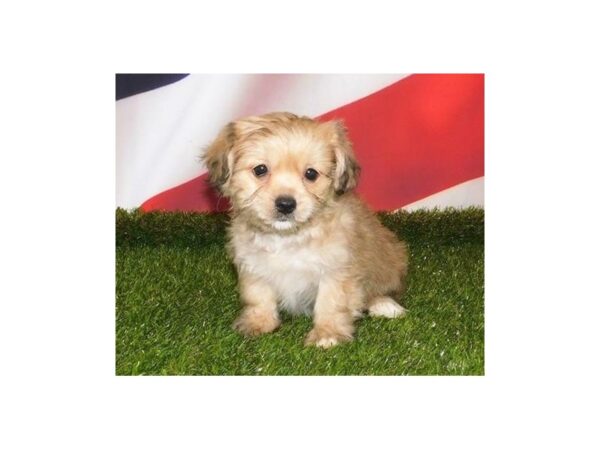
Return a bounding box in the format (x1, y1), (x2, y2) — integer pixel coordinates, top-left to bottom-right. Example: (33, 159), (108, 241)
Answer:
(305, 277), (357, 348)
(233, 272), (280, 337)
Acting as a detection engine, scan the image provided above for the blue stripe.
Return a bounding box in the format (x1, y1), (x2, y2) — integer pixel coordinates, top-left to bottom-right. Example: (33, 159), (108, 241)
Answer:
(116, 74), (189, 100)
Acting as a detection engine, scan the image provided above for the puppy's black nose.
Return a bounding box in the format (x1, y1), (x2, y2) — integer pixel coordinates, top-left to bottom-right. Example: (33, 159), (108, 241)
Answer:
(275, 196), (296, 214)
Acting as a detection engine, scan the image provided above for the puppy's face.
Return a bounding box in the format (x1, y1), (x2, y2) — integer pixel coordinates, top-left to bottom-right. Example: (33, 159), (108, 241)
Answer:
(204, 113), (359, 232)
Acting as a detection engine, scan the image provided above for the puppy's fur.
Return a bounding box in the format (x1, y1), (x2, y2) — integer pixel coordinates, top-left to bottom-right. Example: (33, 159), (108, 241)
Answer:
(204, 112), (408, 348)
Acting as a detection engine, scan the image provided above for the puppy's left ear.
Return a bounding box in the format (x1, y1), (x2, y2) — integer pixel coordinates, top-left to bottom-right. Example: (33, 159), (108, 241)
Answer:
(329, 120), (360, 194)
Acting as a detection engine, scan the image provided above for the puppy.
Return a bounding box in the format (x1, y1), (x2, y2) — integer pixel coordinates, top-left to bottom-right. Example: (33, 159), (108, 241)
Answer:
(203, 112), (408, 348)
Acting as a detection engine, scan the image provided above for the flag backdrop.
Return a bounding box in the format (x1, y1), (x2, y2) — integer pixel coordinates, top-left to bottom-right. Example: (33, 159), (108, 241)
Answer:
(116, 74), (484, 212)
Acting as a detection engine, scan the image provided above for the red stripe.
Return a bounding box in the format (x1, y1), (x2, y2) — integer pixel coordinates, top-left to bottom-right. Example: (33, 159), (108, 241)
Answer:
(141, 74), (484, 212)
(140, 173), (230, 212)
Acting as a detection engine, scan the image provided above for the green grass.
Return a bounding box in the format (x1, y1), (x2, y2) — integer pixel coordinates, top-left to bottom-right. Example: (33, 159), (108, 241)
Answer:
(116, 208), (484, 375)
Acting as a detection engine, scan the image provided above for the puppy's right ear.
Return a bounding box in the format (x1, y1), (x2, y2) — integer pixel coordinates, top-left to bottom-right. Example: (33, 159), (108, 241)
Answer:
(202, 123), (236, 195)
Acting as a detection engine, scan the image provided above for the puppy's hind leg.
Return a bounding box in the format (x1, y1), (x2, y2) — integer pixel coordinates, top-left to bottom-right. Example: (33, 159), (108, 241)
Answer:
(367, 296), (407, 319)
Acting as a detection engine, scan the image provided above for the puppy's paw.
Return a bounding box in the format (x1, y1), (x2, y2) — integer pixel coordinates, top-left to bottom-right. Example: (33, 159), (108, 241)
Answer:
(305, 327), (353, 349)
(368, 296), (407, 318)
(233, 308), (280, 337)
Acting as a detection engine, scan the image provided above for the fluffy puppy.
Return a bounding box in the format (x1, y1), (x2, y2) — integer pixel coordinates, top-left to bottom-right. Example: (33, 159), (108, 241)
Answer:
(203, 112), (408, 348)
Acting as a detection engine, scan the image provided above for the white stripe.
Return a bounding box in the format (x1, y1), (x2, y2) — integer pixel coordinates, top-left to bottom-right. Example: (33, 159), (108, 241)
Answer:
(116, 74), (409, 208)
(401, 177), (484, 211)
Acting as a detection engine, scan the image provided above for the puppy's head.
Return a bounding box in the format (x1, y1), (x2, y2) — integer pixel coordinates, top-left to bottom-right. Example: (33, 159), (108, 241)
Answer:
(203, 112), (359, 232)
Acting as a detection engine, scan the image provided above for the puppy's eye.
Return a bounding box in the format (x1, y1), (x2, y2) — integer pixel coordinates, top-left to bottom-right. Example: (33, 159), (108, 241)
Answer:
(305, 168), (319, 181)
(253, 164), (268, 177)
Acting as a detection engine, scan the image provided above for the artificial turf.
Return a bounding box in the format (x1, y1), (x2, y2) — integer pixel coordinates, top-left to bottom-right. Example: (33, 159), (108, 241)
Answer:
(116, 207), (484, 375)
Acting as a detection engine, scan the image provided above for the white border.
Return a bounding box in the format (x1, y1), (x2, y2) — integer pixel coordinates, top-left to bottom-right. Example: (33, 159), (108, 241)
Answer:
(2, 1), (599, 449)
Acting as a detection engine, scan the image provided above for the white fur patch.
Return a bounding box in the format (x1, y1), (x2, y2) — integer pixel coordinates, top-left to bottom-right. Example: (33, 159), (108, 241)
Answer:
(272, 220), (294, 231)
(368, 297), (407, 318)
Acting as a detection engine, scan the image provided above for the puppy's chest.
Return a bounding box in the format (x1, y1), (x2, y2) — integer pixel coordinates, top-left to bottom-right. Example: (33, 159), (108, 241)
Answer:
(233, 230), (347, 312)
(238, 233), (331, 283)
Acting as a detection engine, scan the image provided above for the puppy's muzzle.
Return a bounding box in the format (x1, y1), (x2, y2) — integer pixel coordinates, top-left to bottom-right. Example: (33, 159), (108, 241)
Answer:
(275, 196), (297, 215)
